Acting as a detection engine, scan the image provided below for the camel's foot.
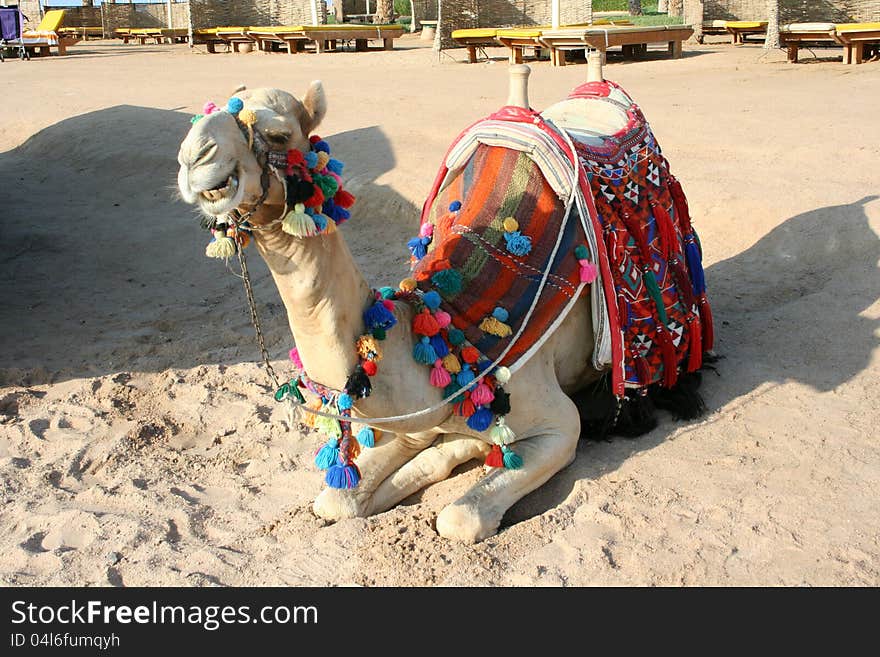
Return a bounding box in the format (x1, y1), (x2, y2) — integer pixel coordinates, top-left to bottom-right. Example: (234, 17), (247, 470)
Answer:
(313, 485), (369, 521)
(436, 499), (500, 543)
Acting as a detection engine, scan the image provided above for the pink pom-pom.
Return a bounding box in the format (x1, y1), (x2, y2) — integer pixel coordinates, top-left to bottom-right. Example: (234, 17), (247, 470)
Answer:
(203, 101), (219, 115)
(430, 360), (452, 387)
(434, 310), (451, 328)
(419, 223), (434, 238)
(471, 382), (495, 405)
(579, 259), (598, 283)
(382, 299), (395, 311)
(289, 347), (303, 369)
(327, 171), (342, 184)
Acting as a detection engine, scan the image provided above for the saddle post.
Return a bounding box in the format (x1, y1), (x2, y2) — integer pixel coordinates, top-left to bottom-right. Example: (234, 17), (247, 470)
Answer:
(506, 64), (531, 109)
(587, 49), (604, 83)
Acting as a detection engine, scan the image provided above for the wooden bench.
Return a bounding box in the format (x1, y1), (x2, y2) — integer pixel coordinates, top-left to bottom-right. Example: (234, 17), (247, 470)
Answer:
(451, 28), (499, 63)
(725, 21), (767, 44)
(833, 22), (880, 65)
(780, 23), (837, 63)
(539, 25), (694, 67)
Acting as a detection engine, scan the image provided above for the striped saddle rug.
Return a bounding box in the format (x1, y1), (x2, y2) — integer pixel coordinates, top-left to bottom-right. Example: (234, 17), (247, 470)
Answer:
(410, 81), (712, 398)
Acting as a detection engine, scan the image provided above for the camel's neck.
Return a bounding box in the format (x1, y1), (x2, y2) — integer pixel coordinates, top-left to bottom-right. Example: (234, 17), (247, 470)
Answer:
(251, 207), (372, 390)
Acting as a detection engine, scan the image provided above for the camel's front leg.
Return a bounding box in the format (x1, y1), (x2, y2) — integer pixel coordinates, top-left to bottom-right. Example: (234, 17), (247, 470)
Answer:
(436, 397), (580, 543)
(312, 431), (436, 521)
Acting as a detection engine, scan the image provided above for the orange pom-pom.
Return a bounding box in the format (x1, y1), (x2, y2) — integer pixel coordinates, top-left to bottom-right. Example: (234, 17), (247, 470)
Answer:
(460, 346), (480, 364)
(412, 309), (440, 337)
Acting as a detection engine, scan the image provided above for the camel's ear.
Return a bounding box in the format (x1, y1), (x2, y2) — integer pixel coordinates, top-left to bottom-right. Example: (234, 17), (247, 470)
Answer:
(300, 80), (327, 135)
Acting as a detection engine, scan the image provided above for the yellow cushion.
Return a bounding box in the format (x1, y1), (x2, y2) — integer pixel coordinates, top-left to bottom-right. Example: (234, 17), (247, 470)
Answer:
(593, 19), (633, 26)
(37, 9), (65, 33)
(452, 28), (498, 39)
(196, 27), (248, 35)
(836, 22), (880, 33)
(781, 22), (835, 32)
(496, 28), (543, 38)
(726, 21), (767, 29)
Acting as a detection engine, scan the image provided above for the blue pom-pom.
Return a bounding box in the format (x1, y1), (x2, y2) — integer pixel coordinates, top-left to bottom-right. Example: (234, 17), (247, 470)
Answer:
(466, 407), (494, 432)
(456, 368), (475, 386)
(446, 327), (465, 346)
(407, 236), (428, 260)
(413, 336), (437, 364)
(492, 307), (509, 322)
(305, 151), (318, 169)
(429, 334), (449, 358)
(325, 463), (360, 489)
(476, 359), (492, 373)
(335, 207), (350, 222)
(227, 97), (244, 115)
(313, 140), (330, 154)
(356, 426), (375, 448)
(312, 213), (327, 232)
(685, 239), (706, 296)
(504, 231), (532, 256)
(314, 440), (339, 470)
(363, 301), (397, 330)
(378, 286), (396, 299)
(327, 158), (344, 175)
(337, 393), (353, 410)
(449, 200), (462, 212)
(423, 290), (442, 310)
(431, 268), (462, 295)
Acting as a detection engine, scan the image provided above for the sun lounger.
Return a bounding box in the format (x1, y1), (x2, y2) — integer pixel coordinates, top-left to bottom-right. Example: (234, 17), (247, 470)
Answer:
(833, 22), (880, 65)
(725, 21), (767, 44)
(451, 28), (499, 63)
(779, 23), (837, 63)
(57, 26), (102, 40)
(496, 21), (632, 64)
(20, 9), (80, 56)
(539, 24), (694, 66)
(249, 24), (405, 54)
(701, 19), (729, 40)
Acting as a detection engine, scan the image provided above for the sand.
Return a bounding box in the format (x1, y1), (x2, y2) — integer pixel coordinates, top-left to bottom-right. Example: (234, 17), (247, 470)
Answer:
(1, 35), (878, 586)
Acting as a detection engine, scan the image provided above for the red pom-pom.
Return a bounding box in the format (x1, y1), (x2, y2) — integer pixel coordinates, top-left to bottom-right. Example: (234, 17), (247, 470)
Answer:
(334, 189), (356, 209)
(304, 186), (325, 208)
(412, 309), (440, 337)
(460, 346), (480, 364)
(287, 149), (304, 165)
(309, 135), (321, 144)
(485, 444), (504, 468)
(454, 398), (476, 417)
(362, 360), (378, 376)
(382, 299), (394, 311)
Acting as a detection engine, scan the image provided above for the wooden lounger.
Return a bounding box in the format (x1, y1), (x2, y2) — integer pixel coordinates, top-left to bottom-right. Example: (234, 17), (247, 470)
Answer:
(245, 26), (309, 54)
(539, 25), (694, 67)
(701, 20), (729, 39)
(833, 22), (880, 65)
(191, 27), (254, 52)
(496, 20), (633, 64)
(20, 9), (80, 56)
(451, 28), (499, 63)
(250, 24), (405, 54)
(780, 23), (837, 63)
(725, 21), (767, 44)
(57, 26), (102, 40)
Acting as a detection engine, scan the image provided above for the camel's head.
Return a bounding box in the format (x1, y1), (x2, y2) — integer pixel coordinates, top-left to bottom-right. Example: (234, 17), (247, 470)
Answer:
(177, 82), (327, 218)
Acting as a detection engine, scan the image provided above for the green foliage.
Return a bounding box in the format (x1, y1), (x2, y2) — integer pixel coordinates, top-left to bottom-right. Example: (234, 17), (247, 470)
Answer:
(394, 0), (411, 16)
(593, 0), (660, 11)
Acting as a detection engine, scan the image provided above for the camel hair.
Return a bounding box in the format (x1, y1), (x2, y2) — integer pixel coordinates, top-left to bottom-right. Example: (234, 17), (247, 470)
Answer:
(177, 70), (656, 543)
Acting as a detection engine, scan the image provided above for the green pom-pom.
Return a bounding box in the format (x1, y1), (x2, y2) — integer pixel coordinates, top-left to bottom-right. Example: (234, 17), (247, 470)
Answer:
(314, 174), (339, 199)
(378, 286), (396, 299)
(431, 268), (463, 295)
(574, 245), (589, 260)
(446, 327), (465, 346)
(371, 327), (386, 340)
(502, 445), (523, 470)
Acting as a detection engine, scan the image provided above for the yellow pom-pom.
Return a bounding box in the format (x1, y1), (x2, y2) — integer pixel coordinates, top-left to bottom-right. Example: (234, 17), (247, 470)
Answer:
(322, 217), (337, 233)
(282, 203), (317, 237)
(315, 151), (330, 172)
(238, 108), (257, 126)
(399, 278), (417, 292)
(442, 353), (461, 374)
(479, 316), (512, 338)
(494, 366), (511, 384)
(356, 335), (382, 361)
(502, 217), (519, 232)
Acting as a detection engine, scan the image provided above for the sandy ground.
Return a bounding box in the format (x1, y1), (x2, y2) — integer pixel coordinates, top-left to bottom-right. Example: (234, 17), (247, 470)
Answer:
(1, 34), (878, 586)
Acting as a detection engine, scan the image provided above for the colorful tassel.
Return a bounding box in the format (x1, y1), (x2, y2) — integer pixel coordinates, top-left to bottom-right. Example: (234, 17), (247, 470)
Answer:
(578, 259), (598, 283)
(356, 335), (382, 361)
(356, 426), (375, 448)
(642, 268), (669, 327)
(430, 360), (452, 387)
(456, 368), (475, 387)
(334, 189), (355, 208)
(446, 327), (465, 346)
(432, 268), (462, 295)
(315, 413), (342, 439)
(344, 367), (372, 398)
(407, 236), (430, 260)
(652, 201), (678, 259)
(325, 463), (361, 489)
(433, 310), (452, 328)
(489, 389), (510, 414)
(337, 392), (353, 411)
(502, 445), (523, 470)
(492, 307), (509, 322)
(687, 317), (702, 373)
(363, 301), (397, 331)
(471, 382), (495, 406)
(362, 360), (377, 376)
(442, 353), (461, 374)
(429, 334), (449, 358)
(422, 291), (442, 310)
(314, 439), (339, 470)
(489, 418), (515, 445)
(502, 217), (519, 232)
(494, 366), (511, 385)
(466, 407), (494, 432)
(205, 231), (236, 259)
(413, 336), (437, 364)
(281, 204), (317, 237)
(412, 309), (440, 337)
(485, 444), (504, 468)
(699, 296), (715, 351)
(656, 327), (679, 389)
(460, 346), (480, 364)
(635, 356), (652, 387)
(480, 316), (512, 338)
(399, 278), (417, 292)
(685, 238), (706, 297)
(454, 397), (476, 417)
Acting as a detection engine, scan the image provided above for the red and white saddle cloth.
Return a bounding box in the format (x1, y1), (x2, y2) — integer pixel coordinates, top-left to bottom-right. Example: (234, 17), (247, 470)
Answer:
(417, 80), (713, 398)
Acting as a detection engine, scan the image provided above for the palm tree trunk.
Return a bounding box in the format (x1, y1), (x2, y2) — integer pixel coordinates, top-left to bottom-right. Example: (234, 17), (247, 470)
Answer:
(629, 0), (643, 16)
(374, 0), (394, 24)
(668, 0), (683, 18)
(764, 0), (781, 49)
(658, 0), (669, 12)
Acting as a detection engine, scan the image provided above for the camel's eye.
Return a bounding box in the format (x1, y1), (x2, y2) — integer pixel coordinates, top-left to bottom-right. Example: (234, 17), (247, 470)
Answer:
(265, 131), (291, 146)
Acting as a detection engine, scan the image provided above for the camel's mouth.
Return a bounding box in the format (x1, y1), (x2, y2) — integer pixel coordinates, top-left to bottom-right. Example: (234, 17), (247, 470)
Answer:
(197, 169), (243, 216)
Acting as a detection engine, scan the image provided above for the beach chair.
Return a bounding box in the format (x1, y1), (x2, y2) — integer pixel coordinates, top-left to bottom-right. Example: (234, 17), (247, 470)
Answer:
(833, 23), (880, 65)
(779, 23), (837, 63)
(0, 5), (30, 62)
(539, 24), (694, 67)
(725, 21), (767, 44)
(496, 20), (633, 64)
(451, 28), (500, 63)
(246, 24), (404, 54)
(700, 19), (729, 42)
(20, 9), (80, 56)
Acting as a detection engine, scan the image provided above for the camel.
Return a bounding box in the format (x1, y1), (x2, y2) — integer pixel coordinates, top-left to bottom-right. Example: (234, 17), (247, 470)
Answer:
(176, 67), (706, 542)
